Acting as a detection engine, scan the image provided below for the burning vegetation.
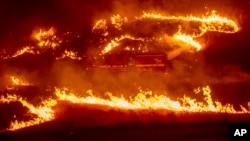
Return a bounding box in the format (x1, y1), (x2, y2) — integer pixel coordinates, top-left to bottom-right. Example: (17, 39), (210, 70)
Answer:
(0, 1), (250, 137)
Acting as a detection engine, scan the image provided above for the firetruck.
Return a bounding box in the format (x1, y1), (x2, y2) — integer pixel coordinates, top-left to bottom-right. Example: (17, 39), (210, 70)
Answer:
(95, 50), (172, 73)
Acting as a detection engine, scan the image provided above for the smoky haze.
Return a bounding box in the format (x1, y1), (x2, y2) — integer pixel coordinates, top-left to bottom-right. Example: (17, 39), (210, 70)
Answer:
(0, 0), (250, 105)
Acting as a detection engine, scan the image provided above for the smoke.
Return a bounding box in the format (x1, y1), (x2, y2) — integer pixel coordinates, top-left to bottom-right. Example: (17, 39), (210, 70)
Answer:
(0, 0), (249, 102)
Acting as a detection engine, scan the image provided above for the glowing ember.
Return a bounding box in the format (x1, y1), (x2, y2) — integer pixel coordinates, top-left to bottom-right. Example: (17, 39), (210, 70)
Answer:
(0, 86), (249, 131)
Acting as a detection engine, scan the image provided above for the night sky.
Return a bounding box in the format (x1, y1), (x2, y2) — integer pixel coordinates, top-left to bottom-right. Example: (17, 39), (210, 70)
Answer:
(0, 0), (250, 71)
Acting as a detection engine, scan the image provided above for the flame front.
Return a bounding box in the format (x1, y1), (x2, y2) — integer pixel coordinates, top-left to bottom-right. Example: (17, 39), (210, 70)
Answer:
(0, 28), (84, 60)
(1, 85), (249, 131)
(56, 50), (82, 60)
(94, 11), (239, 55)
(0, 94), (56, 131)
(102, 34), (144, 54)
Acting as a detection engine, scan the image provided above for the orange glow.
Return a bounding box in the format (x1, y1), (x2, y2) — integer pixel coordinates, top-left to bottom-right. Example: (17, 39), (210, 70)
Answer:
(55, 86), (247, 113)
(0, 10), (244, 132)
(94, 11), (239, 54)
(12, 46), (36, 57)
(102, 34), (144, 54)
(56, 50), (82, 60)
(139, 11), (239, 35)
(111, 14), (128, 30)
(0, 27), (85, 60)
(1, 46), (38, 60)
(92, 19), (109, 36)
(173, 32), (202, 51)
(1, 85), (249, 131)
(9, 76), (31, 86)
(0, 94), (56, 131)
(92, 19), (107, 31)
(34, 27), (62, 49)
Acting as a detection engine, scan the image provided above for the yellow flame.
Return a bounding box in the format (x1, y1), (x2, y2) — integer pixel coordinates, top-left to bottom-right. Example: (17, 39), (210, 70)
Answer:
(1, 85), (249, 131)
(34, 27), (62, 49)
(56, 50), (82, 60)
(0, 94), (56, 131)
(96, 11), (239, 54)
(1, 27), (85, 60)
(55, 86), (247, 113)
(111, 14), (128, 30)
(173, 32), (202, 51)
(92, 19), (107, 31)
(10, 76), (31, 86)
(102, 34), (144, 54)
(1, 46), (38, 60)
(140, 11), (239, 35)
(12, 46), (36, 58)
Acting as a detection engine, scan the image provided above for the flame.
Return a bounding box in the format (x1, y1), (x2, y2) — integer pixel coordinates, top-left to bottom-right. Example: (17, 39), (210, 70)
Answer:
(1, 46), (38, 60)
(92, 19), (107, 31)
(173, 32), (202, 51)
(0, 94), (56, 131)
(111, 14), (128, 30)
(0, 27), (84, 60)
(56, 50), (82, 60)
(55, 86), (247, 113)
(140, 11), (239, 35)
(1, 85), (249, 131)
(102, 34), (144, 54)
(0, 11), (244, 132)
(34, 27), (62, 49)
(12, 46), (37, 58)
(10, 76), (31, 86)
(94, 11), (239, 54)
(92, 19), (109, 36)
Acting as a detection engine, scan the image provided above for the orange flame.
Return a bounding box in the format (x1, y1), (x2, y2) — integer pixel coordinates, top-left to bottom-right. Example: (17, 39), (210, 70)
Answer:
(140, 11), (239, 35)
(0, 94), (56, 131)
(56, 50), (82, 60)
(0, 27), (84, 60)
(111, 14), (128, 30)
(55, 86), (247, 113)
(95, 11), (239, 54)
(102, 34), (144, 54)
(9, 76), (31, 86)
(1, 85), (249, 131)
(173, 31), (202, 51)
(34, 27), (62, 49)
(92, 19), (107, 31)
(1, 46), (38, 60)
